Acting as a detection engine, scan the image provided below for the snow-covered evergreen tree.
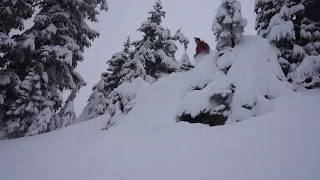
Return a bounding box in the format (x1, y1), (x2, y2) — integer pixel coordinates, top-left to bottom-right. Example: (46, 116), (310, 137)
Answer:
(77, 36), (131, 122)
(212, 0), (247, 51)
(292, 0), (320, 57)
(0, 0), (36, 131)
(5, 65), (48, 138)
(261, 0), (304, 75)
(122, 0), (189, 82)
(254, 0), (319, 88)
(76, 73), (109, 122)
(0, 71), (20, 130)
(287, 0), (320, 89)
(0, 0), (35, 58)
(103, 77), (150, 130)
(303, 0), (320, 23)
(105, 36), (131, 90)
(1, 0), (108, 138)
(121, 39), (155, 83)
(254, 0), (281, 38)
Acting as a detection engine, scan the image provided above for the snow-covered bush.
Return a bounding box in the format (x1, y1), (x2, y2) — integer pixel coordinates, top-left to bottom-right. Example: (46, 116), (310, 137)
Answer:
(289, 55), (320, 89)
(178, 75), (234, 126)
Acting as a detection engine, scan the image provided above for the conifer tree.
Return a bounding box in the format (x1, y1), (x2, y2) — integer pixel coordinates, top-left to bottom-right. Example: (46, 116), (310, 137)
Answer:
(288, 0), (320, 89)
(5, 64), (48, 138)
(77, 36), (132, 122)
(212, 0), (247, 51)
(122, 0), (189, 82)
(105, 36), (131, 90)
(254, 0), (281, 38)
(254, 0), (319, 88)
(2, 0), (108, 138)
(303, 0), (320, 23)
(0, 0), (35, 58)
(294, 0), (320, 57)
(255, 0), (303, 75)
(76, 73), (109, 122)
(0, 71), (20, 129)
(0, 0), (36, 130)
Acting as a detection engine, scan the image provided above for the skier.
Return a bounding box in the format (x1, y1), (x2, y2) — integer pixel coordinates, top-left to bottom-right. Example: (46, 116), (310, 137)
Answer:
(194, 37), (210, 58)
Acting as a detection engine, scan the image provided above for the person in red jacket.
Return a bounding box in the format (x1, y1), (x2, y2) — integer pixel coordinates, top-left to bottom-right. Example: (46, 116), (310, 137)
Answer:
(194, 37), (210, 58)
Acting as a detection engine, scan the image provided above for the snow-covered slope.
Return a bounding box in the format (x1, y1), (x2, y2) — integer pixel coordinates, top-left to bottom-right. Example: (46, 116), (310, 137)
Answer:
(1, 36), (319, 180)
(0, 91), (319, 180)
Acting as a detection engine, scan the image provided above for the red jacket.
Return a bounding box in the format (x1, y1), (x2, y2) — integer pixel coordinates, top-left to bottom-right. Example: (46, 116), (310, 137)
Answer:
(196, 41), (209, 55)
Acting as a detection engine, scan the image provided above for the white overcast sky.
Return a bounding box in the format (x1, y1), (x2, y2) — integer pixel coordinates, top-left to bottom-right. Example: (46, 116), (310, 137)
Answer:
(68, 0), (256, 115)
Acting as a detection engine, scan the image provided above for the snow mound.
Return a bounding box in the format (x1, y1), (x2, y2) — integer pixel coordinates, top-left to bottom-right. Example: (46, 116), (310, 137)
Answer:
(224, 36), (293, 123)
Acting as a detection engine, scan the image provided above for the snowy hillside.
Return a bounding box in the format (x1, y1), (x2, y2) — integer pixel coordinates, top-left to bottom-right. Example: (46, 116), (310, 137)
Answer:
(0, 88), (319, 180)
(1, 36), (320, 180)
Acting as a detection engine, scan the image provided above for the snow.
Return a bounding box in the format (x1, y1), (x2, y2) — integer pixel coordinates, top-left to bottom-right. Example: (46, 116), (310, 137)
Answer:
(223, 15), (232, 24)
(289, 56), (320, 88)
(177, 74), (232, 118)
(172, 29), (189, 50)
(267, 6), (296, 42)
(0, 36), (319, 180)
(0, 89), (319, 180)
(178, 52), (192, 69)
(41, 45), (73, 66)
(216, 48), (236, 70)
(17, 34), (35, 50)
(155, 49), (179, 69)
(293, 45), (306, 57)
(26, 107), (53, 136)
(225, 36), (292, 123)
